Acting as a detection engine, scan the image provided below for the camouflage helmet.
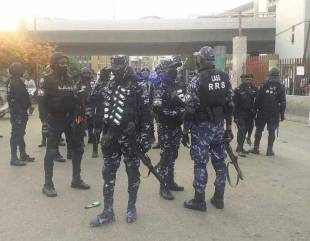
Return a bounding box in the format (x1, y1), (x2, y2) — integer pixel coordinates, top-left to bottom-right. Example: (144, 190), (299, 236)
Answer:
(110, 55), (129, 71)
(194, 46), (215, 69)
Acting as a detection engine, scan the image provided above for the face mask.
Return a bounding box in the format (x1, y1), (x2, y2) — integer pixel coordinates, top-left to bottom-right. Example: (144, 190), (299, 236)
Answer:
(57, 66), (68, 75)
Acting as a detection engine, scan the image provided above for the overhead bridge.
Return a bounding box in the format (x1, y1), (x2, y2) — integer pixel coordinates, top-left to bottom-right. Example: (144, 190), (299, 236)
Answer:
(27, 17), (276, 55)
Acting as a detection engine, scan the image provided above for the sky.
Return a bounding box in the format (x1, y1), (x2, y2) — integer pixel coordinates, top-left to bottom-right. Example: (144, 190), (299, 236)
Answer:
(0, 0), (251, 30)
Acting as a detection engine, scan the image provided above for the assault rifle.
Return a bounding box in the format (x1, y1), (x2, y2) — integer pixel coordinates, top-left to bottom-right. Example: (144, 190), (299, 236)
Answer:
(224, 139), (244, 187)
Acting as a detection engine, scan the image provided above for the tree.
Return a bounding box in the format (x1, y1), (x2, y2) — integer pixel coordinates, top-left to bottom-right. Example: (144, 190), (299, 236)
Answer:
(0, 34), (54, 75)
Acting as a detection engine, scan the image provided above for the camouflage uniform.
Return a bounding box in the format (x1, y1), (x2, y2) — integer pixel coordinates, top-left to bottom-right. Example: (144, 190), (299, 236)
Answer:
(98, 69), (152, 222)
(183, 60), (233, 210)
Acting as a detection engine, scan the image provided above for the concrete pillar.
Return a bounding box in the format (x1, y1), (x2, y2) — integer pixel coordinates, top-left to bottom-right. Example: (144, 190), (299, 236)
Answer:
(214, 46), (227, 71)
(232, 36), (247, 89)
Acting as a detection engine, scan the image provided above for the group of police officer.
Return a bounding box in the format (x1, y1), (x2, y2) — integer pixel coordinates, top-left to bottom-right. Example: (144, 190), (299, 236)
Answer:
(5, 45), (286, 227)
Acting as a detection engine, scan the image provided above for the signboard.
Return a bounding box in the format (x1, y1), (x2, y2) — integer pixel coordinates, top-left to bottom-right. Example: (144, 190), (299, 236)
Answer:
(296, 66), (305, 76)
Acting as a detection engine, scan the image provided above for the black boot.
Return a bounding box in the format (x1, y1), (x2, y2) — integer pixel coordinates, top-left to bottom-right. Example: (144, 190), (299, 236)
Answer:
(10, 157), (27, 166)
(90, 198), (115, 227)
(92, 144), (99, 158)
(19, 140), (35, 162)
(90, 210), (115, 227)
(160, 186), (174, 200)
(126, 207), (137, 223)
(71, 150), (90, 190)
(266, 132), (275, 156)
(250, 131), (262, 155)
(210, 187), (225, 209)
(184, 191), (207, 212)
(20, 154), (35, 162)
(10, 138), (26, 166)
(42, 184), (57, 197)
(71, 180), (90, 189)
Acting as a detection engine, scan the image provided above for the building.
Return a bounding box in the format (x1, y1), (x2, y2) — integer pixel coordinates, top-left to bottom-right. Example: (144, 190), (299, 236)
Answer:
(91, 56), (112, 73)
(71, 56), (92, 69)
(275, 0), (310, 58)
(194, 0), (277, 18)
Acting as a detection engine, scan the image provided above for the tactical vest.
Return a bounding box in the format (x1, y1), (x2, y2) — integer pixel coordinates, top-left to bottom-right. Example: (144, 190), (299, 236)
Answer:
(103, 81), (137, 129)
(261, 81), (280, 114)
(198, 70), (229, 123)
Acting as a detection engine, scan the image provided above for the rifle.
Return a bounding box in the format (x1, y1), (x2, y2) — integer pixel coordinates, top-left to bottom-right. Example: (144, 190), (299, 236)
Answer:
(103, 122), (167, 188)
(224, 140), (244, 187)
(136, 150), (167, 188)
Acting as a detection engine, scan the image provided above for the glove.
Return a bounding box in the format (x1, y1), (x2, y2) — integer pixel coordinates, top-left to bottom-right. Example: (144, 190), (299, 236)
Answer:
(181, 129), (190, 147)
(224, 129), (234, 143)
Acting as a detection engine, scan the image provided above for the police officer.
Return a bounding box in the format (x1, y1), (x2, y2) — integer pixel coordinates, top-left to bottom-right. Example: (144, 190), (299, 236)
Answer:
(251, 68), (286, 156)
(38, 67), (66, 163)
(42, 52), (90, 197)
(183, 46), (233, 211)
(153, 59), (185, 200)
(233, 74), (257, 157)
(88, 68), (111, 158)
(79, 67), (95, 144)
(152, 64), (164, 149)
(90, 55), (152, 226)
(7, 63), (35, 166)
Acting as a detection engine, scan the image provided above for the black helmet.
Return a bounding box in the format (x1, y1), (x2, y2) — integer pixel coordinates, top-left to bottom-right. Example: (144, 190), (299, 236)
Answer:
(9, 62), (26, 78)
(81, 67), (92, 75)
(269, 67), (280, 77)
(111, 55), (129, 71)
(194, 46), (215, 69)
(161, 59), (182, 71)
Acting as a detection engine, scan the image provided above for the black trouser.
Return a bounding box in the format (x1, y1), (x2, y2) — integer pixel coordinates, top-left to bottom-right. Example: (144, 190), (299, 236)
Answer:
(254, 114), (279, 148)
(93, 115), (103, 152)
(44, 118), (84, 187)
(10, 114), (28, 159)
(236, 117), (254, 148)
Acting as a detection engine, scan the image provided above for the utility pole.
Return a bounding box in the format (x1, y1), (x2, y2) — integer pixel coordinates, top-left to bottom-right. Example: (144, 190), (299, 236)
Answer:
(238, 12), (242, 36)
(303, 18), (310, 59)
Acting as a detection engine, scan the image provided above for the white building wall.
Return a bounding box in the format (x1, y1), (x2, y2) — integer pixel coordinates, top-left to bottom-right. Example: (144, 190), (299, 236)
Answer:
(275, 0), (307, 58)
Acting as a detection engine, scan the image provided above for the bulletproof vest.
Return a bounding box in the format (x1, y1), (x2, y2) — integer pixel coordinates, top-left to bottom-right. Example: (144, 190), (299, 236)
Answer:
(199, 69), (228, 107)
(261, 81), (281, 114)
(103, 81), (136, 128)
(198, 69), (229, 123)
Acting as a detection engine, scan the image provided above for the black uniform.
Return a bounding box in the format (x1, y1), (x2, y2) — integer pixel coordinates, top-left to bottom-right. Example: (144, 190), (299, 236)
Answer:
(7, 63), (34, 166)
(252, 68), (286, 156)
(88, 68), (111, 158)
(42, 53), (90, 197)
(233, 78), (257, 155)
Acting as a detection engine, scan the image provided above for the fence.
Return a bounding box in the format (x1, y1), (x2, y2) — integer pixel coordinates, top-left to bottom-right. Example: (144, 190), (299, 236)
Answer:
(279, 58), (310, 96)
(244, 54), (279, 87)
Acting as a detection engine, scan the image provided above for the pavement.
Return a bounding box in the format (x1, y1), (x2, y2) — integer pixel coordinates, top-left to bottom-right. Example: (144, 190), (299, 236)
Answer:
(0, 109), (310, 241)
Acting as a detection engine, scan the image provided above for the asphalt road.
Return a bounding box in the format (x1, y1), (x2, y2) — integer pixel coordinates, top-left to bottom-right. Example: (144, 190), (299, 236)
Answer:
(0, 110), (309, 241)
